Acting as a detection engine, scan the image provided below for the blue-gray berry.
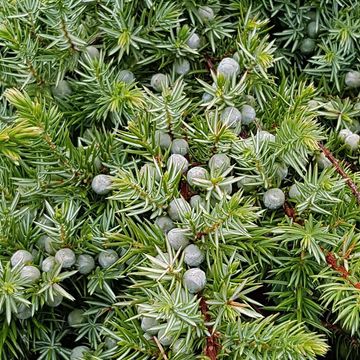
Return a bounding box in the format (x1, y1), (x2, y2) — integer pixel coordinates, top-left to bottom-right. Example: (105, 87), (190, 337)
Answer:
(258, 130), (275, 142)
(91, 174), (112, 195)
(187, 33), (201, 49)
(289, 184), (301, 199)
(16, 303), (32, 320)
(155, 216), (175, 234)
(41, 256), (57, 273)
(276, 163), (288, 180)
(209, 153), (231, 173)
(174, 59), (190, 75)
(98, 250), (119, 268)
(167, 228), (190, 250)
(70, 346), (90, 360)
(183, 244), (204, 267)
(84, 46), (100, 60)
(46, 294), (63, 307)
(105, 337), (117, 350)
(68, 309), (85, 327)
(118, 70), (135, 83)
(345, 71), (360, 88)
(220, 107), (242, 128)
(189, 195), (206, 208)
(52, 80), (72, 98)
(158, 328), (173, 346)
(186, 167), (209, 187)
(345, 133), (360, 150)
(140, 163), (161, 181)
(307, 21), (318, 38)
(241, 105), (256, 125)
(339, 129), (353, 141)
(155, 130), (172, 149)
(77, 254), (95, 275)
(237, 176), (258, 193)
(167, 154), (189, 174)
(300, 38), (316, 55)
(217, 57), (240, 78)
(11, 250), (33, 267)
(263, 188), (285, 210)
(141, 317), (160, 335)
(20, 266), (41, 284)
(151, 73), (167, 92)
(168, 198), (191, 221)
(198, 6), (214, 22)
(183, 268), (206, 293)
(316, 153), (331, 169)
(171, 139), (189, 155)
(55, 248), (76, 268)
(172, 338), (188, 354)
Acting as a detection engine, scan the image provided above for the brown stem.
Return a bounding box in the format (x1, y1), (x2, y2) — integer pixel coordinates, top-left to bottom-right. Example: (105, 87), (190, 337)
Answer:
(153, 336), (168, 360)
(318, 143), (360, 204)
(198, 295), (221, 360)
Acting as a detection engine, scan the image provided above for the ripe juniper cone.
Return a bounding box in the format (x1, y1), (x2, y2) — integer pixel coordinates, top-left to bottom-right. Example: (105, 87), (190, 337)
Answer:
(190, 195), (206, 208)
(168, 198), (191, 221)
(171, 138), (189, 155)
(220, 106), (242, 127)
(20, 265), (41, 284)
(141, 317), (160, 335)
(84, 45), (100, 60)
(300, 38), (316, 55)
(167, 154), (189, 174)
(187, 33), (201, 49)
(10, 250), (33, 267)
(98, 249), (119, 268)
(16, 303), (32, 320)
(198, 6), (214, 22)
(158, 328), (173, 346)
(151, 73), (167, 92)
(183, 268), (206, 293)
(52, 80), (72, 98)
(55, 248), (76, 268)
(339, 129), (353, 141)
(186, 166), (209, 187)
(68, 309), (85, 327)
(70, 346), (90, 360)
(76, 254), (95, 274)
(174, 59), (190, 75)
(209, 153), (231, 173)
(345, 71), (360, 88)
(241, 105), (256, 125)
(140, 163), (161, 181)
(183, 244), (205, 267)
(263, 188), (285, 210)
(167, 228), (190, 250)
(41, 256), (57, 272)
(155, 216), (175, 234)
(118, 69), (135, 83)
(105, 337), (117, 350)
(289, 184), (301, 199)
(91, 174), (112, 195)
(154, 130), (172, 149)
(217, 57), (240, 78)
(344, 133), (360, 150)
(317, 152), (332, 169)
(46, 294), (63, 308)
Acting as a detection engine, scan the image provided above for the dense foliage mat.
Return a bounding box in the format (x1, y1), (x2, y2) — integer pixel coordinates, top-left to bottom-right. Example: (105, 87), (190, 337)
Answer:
(1, 0), (360, 359)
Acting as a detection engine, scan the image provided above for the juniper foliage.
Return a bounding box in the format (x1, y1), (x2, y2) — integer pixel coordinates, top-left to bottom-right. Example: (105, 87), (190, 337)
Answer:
(0, 0), (360, 359)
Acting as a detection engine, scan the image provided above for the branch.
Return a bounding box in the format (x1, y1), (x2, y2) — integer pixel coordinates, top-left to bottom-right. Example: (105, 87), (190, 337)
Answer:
(319, 143), (360, 205)
(153, 336), (169, 360)
(198, 295), (221, 360)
